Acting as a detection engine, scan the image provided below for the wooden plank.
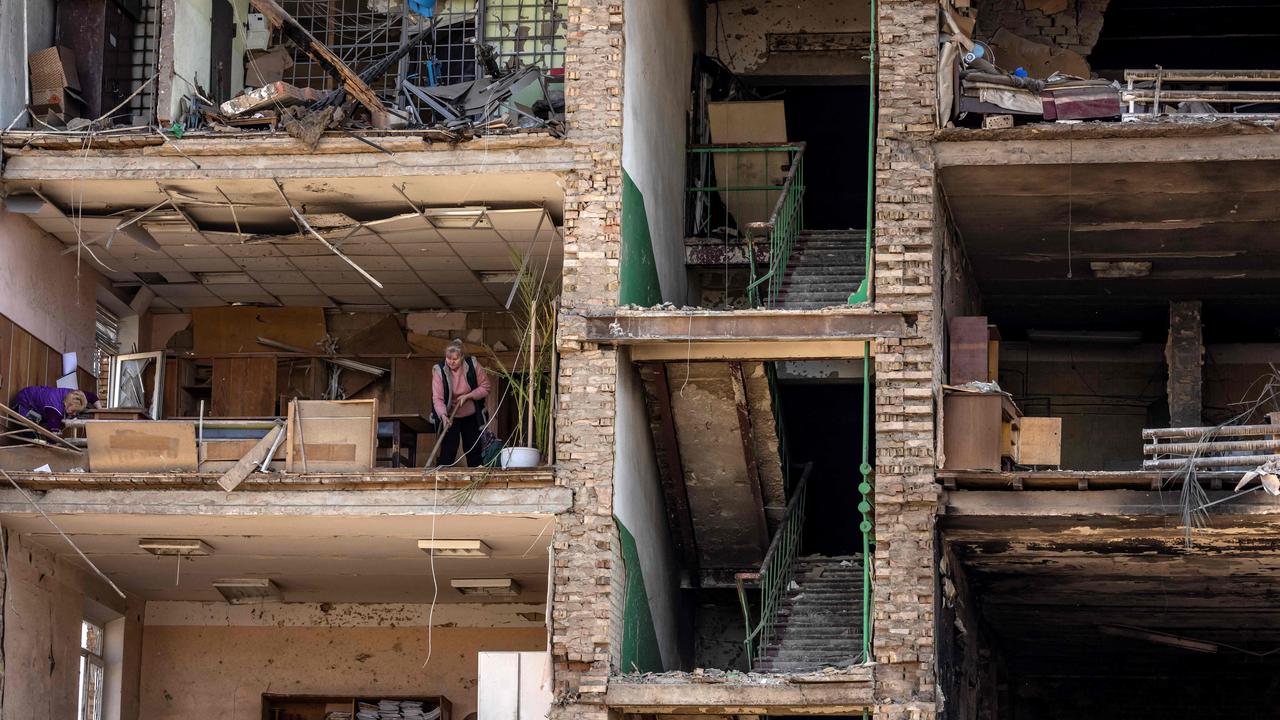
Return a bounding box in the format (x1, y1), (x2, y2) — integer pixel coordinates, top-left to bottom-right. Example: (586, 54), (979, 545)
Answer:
(285, 399), (376, 472)
(86, 421), (198, 471)
(949, 316), (990, 384)
(1016, 417), (1062, 466)
(1124, 89), (1280, 103)
(0, 315), (13, 401)
(391, 357), (434, 417)
(0, 402), (81, 450)
(211, 357), (278, 416)
(1125, 69), (1280, 82)
(192, 306), (327, 355)
(216, 424), (284, 491)
(345, 315), (411, 354)
(943, 393), (1006, 471)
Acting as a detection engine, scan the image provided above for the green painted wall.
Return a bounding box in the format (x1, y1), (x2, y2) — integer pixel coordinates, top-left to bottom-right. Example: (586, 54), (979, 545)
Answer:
(620, 170), (664, 306)
(616, 519), (664, 673)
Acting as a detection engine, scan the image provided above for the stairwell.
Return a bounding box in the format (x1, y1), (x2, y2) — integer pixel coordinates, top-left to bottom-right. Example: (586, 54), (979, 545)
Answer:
(753, 554), (865, 673)
(774, 230), (867, 309)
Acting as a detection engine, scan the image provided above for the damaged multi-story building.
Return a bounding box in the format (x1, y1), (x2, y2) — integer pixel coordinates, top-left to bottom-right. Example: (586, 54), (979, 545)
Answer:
(2, 0), (1279, 718)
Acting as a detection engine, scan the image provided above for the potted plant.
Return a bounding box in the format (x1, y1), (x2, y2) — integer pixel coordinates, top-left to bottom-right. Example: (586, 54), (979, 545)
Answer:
(488, 255), (557, 468)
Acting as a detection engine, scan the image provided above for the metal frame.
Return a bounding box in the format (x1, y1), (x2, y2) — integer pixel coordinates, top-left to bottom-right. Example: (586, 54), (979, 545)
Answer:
(78, 619), (106, 720)
(109, 351), (165, 419)
(687, 143), (807, 308)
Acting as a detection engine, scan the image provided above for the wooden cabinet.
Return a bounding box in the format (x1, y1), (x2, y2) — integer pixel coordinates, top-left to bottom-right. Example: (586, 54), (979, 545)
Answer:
(943, 391), (1019, 471)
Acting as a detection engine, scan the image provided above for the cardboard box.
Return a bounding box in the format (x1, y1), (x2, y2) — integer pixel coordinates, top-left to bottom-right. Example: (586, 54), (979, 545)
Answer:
(28, 46), (83, 116)
(245, 45), (294, 87)
(1016, 417), (1062, 466)
(29, 46), (80, 93)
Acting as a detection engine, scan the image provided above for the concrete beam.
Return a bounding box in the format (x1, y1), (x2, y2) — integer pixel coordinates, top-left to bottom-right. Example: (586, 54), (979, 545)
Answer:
(605, 676), (874, 713)
(1166, 301), (1205, 427)
(934, 129), (1280, 168)
(575, 309), (910, 347)
(2, 138), (578, 181)
(944, 489), (1280, 518)
(0, 487), (572, 517)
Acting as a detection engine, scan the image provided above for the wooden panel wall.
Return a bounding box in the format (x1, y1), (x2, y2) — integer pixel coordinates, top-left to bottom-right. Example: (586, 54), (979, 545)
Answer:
(0, 314), (68, 405)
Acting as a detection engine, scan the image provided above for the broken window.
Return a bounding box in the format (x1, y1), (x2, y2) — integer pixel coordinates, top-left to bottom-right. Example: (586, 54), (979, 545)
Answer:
(77, 619), (105, 720)
(94, 304), (121, 402)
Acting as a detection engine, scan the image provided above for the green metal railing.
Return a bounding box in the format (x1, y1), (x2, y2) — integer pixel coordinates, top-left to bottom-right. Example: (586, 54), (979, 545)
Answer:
(735, 462), (813, 669)
(687, 143), (806, 308)
(858, 343), (874, 662)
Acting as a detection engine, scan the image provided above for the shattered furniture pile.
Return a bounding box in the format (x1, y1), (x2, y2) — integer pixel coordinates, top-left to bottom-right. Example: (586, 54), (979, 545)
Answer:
(940, 4), (1122, 127)
(203, 0), (565, 142)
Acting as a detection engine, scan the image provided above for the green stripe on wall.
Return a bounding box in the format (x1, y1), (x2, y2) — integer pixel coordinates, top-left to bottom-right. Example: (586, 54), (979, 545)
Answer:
(620, 170), (663, 306)
(616, 519), (664, 672)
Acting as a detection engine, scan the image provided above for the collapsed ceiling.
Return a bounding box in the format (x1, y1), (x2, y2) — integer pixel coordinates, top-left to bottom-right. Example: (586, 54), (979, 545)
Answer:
(13, 175), (564, 312)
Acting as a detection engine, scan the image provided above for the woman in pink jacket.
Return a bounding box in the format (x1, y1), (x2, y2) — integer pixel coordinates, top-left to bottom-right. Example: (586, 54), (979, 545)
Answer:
(431, 339), (492, 467)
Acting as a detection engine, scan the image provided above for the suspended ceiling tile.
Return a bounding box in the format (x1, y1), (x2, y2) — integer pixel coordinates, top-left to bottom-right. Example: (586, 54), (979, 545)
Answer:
(402, 253), (472, 269)
(113, 256), (186, 272)
(250, 271), (309, 284)
(235, 256), (298, 271)
(151, 284), (220, 299)
(260, 283), (321, 295)
(326, 284), (384, 298)
(330, 242), (399, 258)
(439, 294), (500, 309)
(208, 285), (279, 303)
(334, 255), (411, 271)
(430, 282), (489, 295)
(487, 208), (552, 232)
(414, 268), (475, 283)
(379, 284), (434, 297)
(466, 257), (519, 272)
(288, 255), (353, 271)
(163, 244), (230, 258)
(304, 270), (383, 285)
(178, 257), (244, 273)
(274, 295), (338, 308)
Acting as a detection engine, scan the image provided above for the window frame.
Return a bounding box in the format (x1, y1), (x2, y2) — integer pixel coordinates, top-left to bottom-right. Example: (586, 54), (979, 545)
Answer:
(78, 619), (106, 720)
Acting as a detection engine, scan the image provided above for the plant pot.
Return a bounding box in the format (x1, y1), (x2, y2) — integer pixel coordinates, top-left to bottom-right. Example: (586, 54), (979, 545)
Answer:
(500, 447), (541, 468)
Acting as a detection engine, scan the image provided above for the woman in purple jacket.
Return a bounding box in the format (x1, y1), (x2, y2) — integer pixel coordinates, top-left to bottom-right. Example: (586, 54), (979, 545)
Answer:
(12, 386), (96, 433)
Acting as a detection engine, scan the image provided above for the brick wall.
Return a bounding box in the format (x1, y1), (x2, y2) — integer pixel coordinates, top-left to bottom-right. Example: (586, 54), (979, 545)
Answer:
(974, 0), (1110, 57)
(551, 0), (624, 718)
(873, 0), (941, 717)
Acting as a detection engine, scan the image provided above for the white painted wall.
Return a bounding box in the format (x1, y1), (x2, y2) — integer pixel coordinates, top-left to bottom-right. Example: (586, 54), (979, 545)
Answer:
(622, 0), (702, 305)
(0, 0), (57, 129)
(168, 0), (246, 118)
(0, 212), (105, 371)
(612, 349), (682, 669)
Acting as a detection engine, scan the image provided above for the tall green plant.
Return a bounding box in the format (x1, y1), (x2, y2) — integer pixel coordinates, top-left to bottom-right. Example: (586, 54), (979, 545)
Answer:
(488, 253), (558, 457)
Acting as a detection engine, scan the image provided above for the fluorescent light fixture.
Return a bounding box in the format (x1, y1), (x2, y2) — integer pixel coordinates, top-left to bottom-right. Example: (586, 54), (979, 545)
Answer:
(1098, 624), (1218, 654)
(120, 223), (162, 252)
(1026, 329), (1142, 344)
(212, 578), (283, 604)
(138, 538), (213, 556)
(451, 578), (520, 596)
(424, 207), (491, 229)
(418, 539), (492, 558)
(1, 194), (46, 214)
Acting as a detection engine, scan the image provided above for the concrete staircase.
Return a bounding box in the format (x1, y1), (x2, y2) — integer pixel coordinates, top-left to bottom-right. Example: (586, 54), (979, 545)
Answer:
(754, 555), (865, 673)
(774, 230), (867, 309)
